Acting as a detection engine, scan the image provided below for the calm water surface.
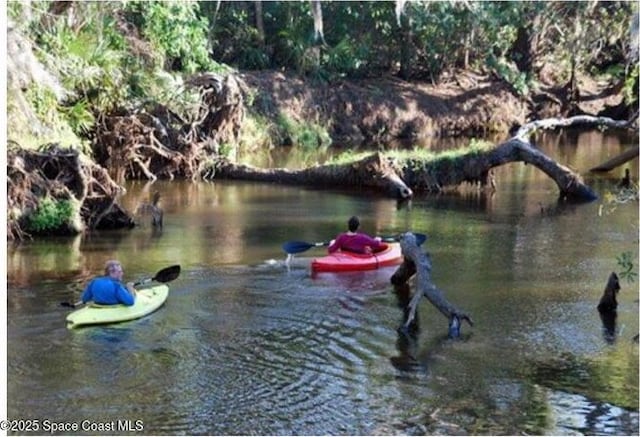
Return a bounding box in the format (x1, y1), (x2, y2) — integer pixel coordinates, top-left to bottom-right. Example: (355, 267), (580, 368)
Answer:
(6, 130), (639, 435)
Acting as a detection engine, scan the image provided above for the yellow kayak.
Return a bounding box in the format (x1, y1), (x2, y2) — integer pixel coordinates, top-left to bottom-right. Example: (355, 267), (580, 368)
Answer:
(66, 284), (169, 329)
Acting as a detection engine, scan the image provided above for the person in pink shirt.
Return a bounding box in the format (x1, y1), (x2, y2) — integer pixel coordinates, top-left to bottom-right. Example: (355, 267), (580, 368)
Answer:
(328, 216), (383, 254)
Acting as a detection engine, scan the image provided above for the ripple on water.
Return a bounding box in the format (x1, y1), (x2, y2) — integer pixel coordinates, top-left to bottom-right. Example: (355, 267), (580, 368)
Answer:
(120, 265), (407, 434)
(546, 389), (640, 435)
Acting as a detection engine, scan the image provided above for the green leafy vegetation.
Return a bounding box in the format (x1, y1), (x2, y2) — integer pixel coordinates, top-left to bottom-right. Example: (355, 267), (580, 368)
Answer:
(6, 1), (635, 154)
(123, 1), (223, 74)
(623, 64), (639, 106)
(26, 197), (78, 234)
(7, 1), (227, 150)
(206, 1), (635, 89)
(275, 114), (332, 150)
(616, 251), (637, 284)
(599, 183), (639, 285)
(329, 138), (493, 165)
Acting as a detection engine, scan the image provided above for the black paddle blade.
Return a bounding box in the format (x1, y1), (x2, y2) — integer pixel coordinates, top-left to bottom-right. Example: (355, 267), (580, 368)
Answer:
(282, 241), (315, 254)
(60, 302), (76, 308)
(153, 265), (181, 283)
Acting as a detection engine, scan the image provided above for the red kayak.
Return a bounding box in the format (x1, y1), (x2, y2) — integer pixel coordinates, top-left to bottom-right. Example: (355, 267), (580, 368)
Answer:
(311, 243), (403, 273)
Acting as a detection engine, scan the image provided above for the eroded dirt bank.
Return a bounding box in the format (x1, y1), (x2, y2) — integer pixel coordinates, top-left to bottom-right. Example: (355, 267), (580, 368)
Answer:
(241, 69), (626, 145)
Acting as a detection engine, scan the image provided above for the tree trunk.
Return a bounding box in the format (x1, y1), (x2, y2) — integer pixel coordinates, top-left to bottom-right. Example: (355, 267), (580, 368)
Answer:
(398, 6), (413, 80)
(210, 115), (634, 202)
(212, 152), (414, 199)
(254, 1), (265, 47)
(509, 25), (534, 74)
(310, 0), (326, 45)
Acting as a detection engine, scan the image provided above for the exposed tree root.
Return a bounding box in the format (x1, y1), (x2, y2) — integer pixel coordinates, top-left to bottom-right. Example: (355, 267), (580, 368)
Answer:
(7, 73), (246, 240)
(93, 73), (245, 182)
(7, 143), (132, 240)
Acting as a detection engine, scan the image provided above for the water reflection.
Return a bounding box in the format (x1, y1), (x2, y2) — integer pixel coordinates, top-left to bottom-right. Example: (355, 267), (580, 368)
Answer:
(6, 131), (639, 435)
(599, 310), (618, 344)
(390, 283), (422, 374)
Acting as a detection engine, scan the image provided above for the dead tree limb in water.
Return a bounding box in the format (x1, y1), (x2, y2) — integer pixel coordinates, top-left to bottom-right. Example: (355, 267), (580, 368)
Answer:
(207, 115), (635, 201)
(513, 115), (635, 138)
(597, 272), (621, 313)
(212, 152), (413, 199)
(400, 115), (637, 201)
(390, 232), (473, 337)
(597, 272), (621, 343)
(590, 145), (639, 172)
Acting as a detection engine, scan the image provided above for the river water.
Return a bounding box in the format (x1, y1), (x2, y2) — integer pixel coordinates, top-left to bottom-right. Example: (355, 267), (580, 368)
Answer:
(5, 130), (639, 435)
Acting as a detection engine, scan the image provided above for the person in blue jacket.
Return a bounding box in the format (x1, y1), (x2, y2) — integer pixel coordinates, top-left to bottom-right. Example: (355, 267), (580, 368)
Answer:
(82, 260), (137, 306)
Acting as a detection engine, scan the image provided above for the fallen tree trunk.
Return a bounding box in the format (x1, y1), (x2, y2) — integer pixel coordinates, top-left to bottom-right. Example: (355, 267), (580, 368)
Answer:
(590, 145), (639, 172)
(399, 137), (599, 201)
(210, 152), (414, 199)
(513, 114), (634, 137)
(210, 115), (636, 201)
(399, 115), (637, 201)
(391, 232), (473, 337)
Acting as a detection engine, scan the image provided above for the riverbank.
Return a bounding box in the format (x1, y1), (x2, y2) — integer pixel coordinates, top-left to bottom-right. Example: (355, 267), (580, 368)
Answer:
(241, 68), (627, 146)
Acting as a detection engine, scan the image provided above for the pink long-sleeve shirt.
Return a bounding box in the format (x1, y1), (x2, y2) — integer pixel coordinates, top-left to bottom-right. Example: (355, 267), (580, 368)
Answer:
(328, 232), (382, 254)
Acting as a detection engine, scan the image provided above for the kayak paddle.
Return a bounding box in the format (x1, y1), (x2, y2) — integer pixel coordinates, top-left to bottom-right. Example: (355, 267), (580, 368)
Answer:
(132, 264), (181, 287)
(282, 233), (427, 254)
(60, 264), (182, 308)
(282, 240), (330, 254)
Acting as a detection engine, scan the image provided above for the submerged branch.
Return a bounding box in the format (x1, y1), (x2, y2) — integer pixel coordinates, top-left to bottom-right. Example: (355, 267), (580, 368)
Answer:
(391, 232), (473, 336)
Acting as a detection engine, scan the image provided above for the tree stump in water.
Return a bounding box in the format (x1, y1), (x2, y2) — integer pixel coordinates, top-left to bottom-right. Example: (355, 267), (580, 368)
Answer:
(597, 272), (621, 344)
(597, 272), (620, 313)
(391, 232), (473, 338)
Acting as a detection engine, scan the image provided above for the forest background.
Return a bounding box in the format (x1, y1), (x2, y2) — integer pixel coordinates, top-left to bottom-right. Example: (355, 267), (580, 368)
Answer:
(5, 0), (639, 237)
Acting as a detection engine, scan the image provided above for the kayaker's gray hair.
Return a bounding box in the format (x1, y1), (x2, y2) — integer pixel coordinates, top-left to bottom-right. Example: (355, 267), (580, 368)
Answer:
(104, 260), (123, 276)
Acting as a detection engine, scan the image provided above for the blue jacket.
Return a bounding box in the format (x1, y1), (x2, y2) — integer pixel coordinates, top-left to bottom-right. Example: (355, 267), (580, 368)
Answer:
(81, 276), (135, 306)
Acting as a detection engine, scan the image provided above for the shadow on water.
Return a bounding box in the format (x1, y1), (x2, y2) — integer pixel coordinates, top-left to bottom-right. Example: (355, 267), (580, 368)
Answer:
(390, 283), (423, 374)
(389, 282), (472, 377)
(6, 130), (639, 435)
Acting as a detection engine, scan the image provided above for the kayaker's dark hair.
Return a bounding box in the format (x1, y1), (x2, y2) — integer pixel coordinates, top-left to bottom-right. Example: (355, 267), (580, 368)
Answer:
(348, 216), (360, 232)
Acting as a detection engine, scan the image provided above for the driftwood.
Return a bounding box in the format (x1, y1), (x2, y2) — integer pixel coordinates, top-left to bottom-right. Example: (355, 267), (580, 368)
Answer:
(590, 145), (639, 172)
(391, 232), (473, 337)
